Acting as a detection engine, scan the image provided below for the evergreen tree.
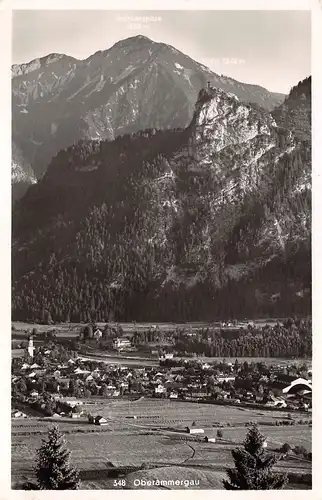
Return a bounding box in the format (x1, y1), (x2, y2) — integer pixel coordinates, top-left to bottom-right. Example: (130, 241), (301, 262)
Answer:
(223, 424), (288, 490)
(34, 426), (80, 490)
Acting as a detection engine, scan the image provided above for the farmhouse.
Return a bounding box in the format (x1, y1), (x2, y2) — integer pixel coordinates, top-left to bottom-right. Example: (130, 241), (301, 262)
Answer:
(205, 436), (216, 443)
(95, 415), (108, 426)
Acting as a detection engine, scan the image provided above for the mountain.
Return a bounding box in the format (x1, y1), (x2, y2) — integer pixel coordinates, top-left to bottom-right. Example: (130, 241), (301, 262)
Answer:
(12, 78), (311, 323)
(272, 76), (311, 141)
(12, 35), (284, 190)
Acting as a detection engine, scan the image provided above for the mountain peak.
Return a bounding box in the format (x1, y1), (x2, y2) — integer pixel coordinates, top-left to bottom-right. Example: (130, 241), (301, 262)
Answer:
(111, 34), (155, 49)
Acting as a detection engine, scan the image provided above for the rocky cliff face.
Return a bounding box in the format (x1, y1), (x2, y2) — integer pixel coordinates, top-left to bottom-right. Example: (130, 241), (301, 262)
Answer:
(12, 35), (284, 190)
(11, 142), (37, 204)
(12, 77), (310, 322)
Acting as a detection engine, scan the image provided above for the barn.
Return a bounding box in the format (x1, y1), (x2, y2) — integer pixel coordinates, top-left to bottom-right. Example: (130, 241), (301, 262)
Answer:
(186, 427), (204, 434)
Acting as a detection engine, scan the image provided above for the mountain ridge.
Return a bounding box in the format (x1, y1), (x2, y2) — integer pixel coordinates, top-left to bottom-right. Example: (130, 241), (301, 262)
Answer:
(12, 77), (311, 323)
(12, 35), (285, 198)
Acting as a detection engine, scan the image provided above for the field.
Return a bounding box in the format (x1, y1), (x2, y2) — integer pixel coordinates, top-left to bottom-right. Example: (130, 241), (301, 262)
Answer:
(72, 398), (311, 429)
(12, 398), (311, 489)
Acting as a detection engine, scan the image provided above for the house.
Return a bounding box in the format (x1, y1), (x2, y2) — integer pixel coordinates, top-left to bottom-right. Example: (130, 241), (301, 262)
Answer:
(153, 377), (163, 386)
(12, 410), (27, 418)
(205, 436), (216, 443)
(275, 400), (287, 408)
(217, 376), (236, 383)
(113, 337), (131, 350)
(70, 412), (81, 419)
(155, 384), (167, 396)
(94, 328), (103, 340)
(21, 363), (30, 370)
(169, 390), (179, 399)
(95, 415), (108, 426)
(59, 397), (83, 407)
(218, 391), (230, 400)
(186, 427), (204, 434)
(74, 368), (91, 375)
(265, 394), (287, 407)
(190, 390), (209, 399)
(159, 353), (174, 360)
(30, 390), (39, 398)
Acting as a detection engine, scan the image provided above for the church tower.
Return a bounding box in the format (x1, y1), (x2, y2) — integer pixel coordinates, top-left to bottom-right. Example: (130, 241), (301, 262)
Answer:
(27, 335), (35, 358)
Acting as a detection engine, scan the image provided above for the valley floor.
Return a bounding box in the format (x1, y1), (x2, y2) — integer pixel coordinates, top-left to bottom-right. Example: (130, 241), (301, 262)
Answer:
(11, 399), (312, 490)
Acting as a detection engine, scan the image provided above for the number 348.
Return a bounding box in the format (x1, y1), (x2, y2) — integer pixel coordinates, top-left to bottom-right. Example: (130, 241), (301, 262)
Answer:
(113, 479), (126, 487)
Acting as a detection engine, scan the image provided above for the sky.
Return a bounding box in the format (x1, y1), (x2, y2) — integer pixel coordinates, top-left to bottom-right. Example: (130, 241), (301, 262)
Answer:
(12, 10), (311, 93)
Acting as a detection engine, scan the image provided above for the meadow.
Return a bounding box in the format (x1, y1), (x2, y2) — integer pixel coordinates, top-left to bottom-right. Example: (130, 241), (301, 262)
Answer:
(12, 397), (311, 489)
(78, 398), (310, 429)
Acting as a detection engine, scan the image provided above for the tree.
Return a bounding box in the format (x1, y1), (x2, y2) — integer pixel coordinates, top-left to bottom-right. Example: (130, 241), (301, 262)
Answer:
(217, 429), (223, 439)
(223, 424), (288, 490)
(83, 324), (93, 340)
(280, 443), (292, 454)
(35, 426), (80, 490)
(100, 383), (109, 397)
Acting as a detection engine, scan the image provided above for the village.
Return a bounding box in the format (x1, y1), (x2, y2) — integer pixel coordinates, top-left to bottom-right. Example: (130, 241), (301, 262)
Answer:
(11, 324), (312, 422)
(11, 323), (312, 489)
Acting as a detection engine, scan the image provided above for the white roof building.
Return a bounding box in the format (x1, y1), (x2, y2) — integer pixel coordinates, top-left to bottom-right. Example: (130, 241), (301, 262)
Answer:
(282, 377), (312, 394)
